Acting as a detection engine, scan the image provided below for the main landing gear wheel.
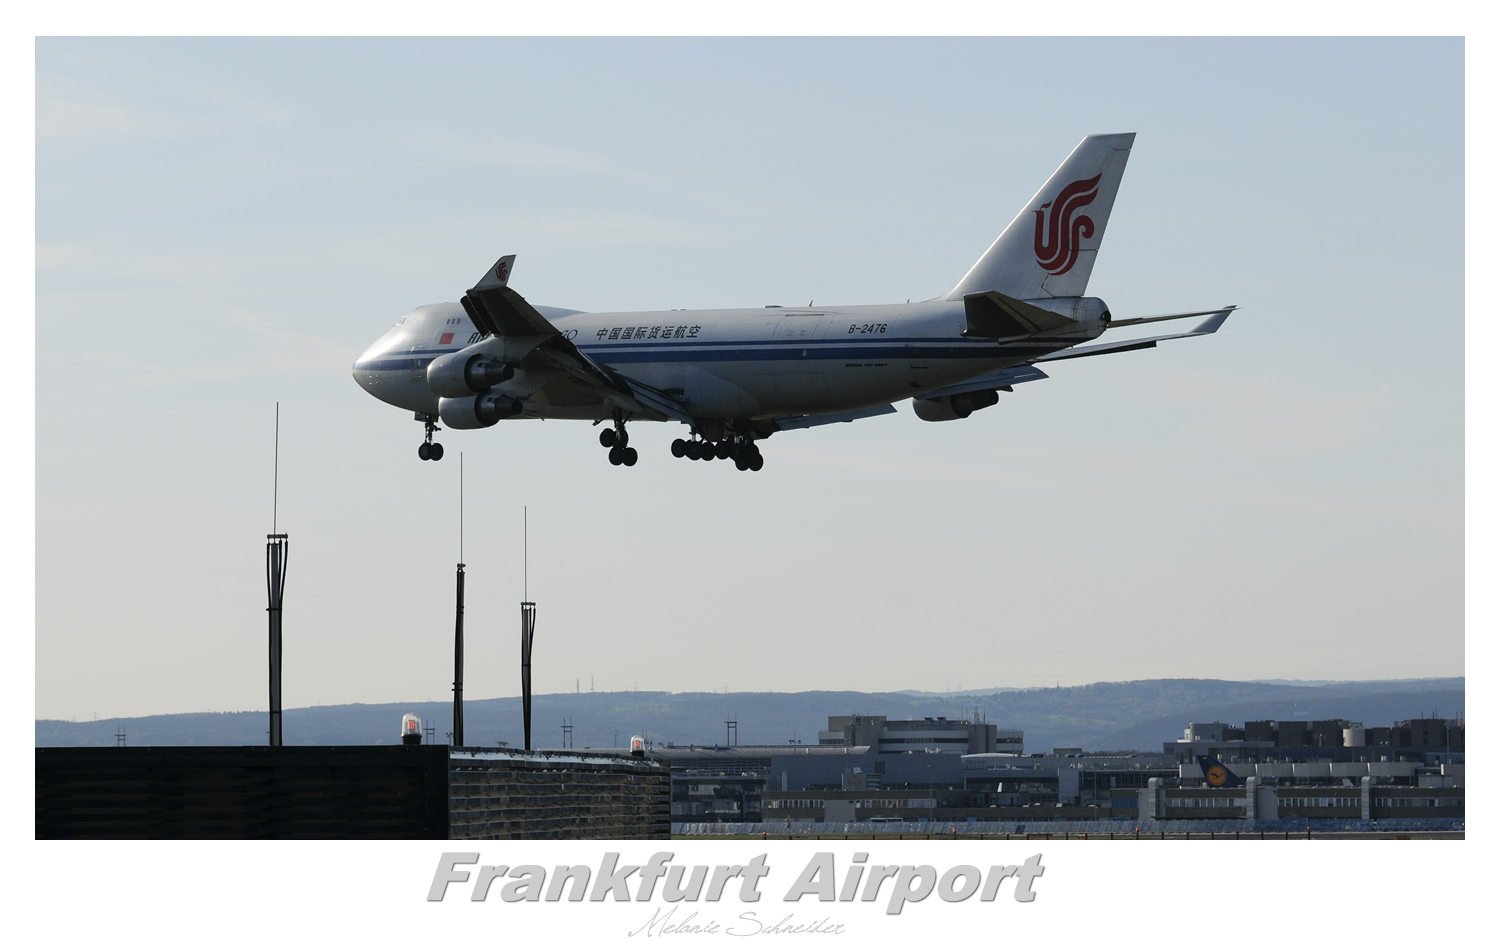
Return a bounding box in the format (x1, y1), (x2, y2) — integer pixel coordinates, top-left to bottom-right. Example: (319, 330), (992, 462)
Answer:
(417, 414), (444, 461)
(730, 441), (763, 472)
(601, 415), (633, 466)
(672, 433), (766, 470)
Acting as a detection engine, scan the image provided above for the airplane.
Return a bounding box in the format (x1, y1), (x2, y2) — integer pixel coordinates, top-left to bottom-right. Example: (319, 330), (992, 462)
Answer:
(1196, 754), (1247, 788)
(352, 132), (1237, 471)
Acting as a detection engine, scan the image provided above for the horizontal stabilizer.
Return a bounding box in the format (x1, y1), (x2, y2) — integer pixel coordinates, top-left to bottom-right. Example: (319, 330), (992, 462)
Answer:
(963, 291), (1079, 338)
(1035, 308), (1237, 363)
(1107, 305), (1238, 329)
(920, 365), (1049, 401)
(775, 404), (897, 431)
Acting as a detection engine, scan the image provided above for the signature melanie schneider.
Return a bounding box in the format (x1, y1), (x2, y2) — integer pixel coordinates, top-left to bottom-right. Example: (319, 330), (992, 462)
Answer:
(629, 907), (845, 937)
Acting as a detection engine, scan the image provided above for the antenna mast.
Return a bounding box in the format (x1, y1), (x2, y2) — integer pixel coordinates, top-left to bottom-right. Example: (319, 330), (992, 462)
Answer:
(521, 506), (536, 752)
(453, 452), (466, 747)
(266, 402), (288, 747)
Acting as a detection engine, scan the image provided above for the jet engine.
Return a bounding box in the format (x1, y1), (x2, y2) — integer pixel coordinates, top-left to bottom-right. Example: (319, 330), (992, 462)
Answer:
(912, 388), (1001, 422)
(426, 350), (515, 398)
(439, 393), (523, 429)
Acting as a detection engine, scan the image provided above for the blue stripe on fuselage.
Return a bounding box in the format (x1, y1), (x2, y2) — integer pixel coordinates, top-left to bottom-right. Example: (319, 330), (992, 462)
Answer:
(352, 337), (1077, 372)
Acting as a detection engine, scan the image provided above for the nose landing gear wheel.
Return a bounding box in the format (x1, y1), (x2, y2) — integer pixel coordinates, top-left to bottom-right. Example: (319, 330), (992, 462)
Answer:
(429, 443), (444, 461)
(418, 443), (432, 461)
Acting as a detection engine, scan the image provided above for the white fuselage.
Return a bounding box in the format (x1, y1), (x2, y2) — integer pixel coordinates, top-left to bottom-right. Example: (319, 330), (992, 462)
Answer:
(353, 298), (1107, 424)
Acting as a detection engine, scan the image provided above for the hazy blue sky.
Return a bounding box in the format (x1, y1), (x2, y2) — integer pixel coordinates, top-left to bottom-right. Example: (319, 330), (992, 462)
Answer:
(34, 38), (1464, 721)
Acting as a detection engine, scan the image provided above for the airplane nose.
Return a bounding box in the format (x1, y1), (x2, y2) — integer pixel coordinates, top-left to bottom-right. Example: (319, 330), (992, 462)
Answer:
(352, 339), (387, 394)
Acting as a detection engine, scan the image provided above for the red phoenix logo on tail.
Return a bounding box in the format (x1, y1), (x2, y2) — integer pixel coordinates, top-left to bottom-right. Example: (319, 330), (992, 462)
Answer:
(1033, 174), (1101, 275)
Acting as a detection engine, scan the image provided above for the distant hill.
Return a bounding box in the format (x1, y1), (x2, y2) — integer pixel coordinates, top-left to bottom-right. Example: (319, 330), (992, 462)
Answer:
(36, 678), (1463, 752)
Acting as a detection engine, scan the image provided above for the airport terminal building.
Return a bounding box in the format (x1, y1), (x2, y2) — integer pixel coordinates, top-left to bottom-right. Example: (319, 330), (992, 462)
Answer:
(657, 713), (1465, 827)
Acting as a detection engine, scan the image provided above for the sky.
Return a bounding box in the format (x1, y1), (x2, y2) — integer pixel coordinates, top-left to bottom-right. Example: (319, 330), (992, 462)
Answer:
(33, 37), (1466, 721)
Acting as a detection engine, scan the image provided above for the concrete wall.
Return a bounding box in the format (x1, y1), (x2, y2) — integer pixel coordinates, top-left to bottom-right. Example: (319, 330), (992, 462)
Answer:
(37, 746), (672, 840)
(36, 746), (450, 839)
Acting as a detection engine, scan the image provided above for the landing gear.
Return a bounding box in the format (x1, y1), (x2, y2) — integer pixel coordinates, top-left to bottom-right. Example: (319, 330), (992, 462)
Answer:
(732, 440), (764, 471)
(417, 415), (444, 461)
(671, 431), (765, 471)
(602, 415), (635, 466)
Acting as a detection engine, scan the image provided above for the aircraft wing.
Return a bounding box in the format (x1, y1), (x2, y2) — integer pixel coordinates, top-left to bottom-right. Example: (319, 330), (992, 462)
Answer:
(919, 365), (1049, 400)
(459, 255), (693, 423)
(774, 404), (898, 431)
(1034, 307), (1236, 363)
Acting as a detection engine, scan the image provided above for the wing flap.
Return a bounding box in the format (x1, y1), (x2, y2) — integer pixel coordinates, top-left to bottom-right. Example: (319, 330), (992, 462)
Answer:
(620, 377), (694, 424)
(774, 404), (897, 431)
(920, 365), (1049, 400)
(462, 255), (561, 338)
(454, 254), (687, 422)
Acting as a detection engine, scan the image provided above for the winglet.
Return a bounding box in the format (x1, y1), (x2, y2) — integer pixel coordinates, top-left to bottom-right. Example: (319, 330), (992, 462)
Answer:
(473, 254), (517, 291)
(1188, 308), (1234, 335)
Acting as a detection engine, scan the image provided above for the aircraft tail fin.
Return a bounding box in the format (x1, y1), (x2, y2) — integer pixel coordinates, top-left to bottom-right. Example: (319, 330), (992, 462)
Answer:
(1196, 754), (1247, 788)
(947, 133), (1135, 301)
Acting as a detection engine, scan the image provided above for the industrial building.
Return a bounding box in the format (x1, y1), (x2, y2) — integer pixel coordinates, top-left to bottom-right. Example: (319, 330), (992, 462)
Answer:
(1169, 717), (1464, 763)
(817, 714), (1022, 755)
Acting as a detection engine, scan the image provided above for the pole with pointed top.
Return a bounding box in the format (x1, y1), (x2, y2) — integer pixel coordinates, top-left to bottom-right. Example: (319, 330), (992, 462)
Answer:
(521, 506), (536, 752)
(453, 452), (466, 748)
(266, 402), (288, 747)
